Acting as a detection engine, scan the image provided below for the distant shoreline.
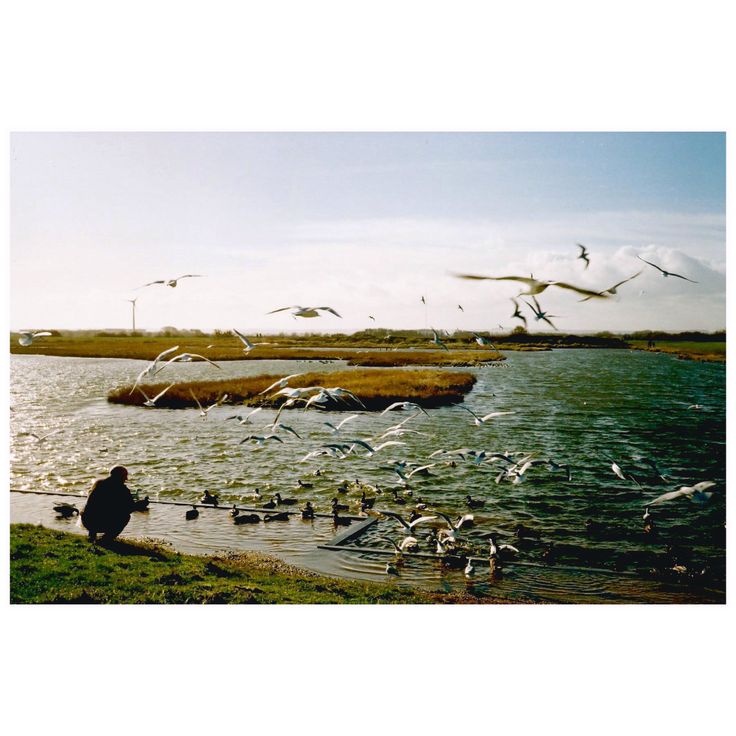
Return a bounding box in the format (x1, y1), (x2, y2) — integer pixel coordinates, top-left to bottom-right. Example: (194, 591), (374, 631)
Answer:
(10, 332), (725, 363)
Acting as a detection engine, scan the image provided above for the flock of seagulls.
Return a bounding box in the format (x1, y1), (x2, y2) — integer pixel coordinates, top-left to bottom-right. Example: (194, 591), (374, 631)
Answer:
(22, 243), (717, 587)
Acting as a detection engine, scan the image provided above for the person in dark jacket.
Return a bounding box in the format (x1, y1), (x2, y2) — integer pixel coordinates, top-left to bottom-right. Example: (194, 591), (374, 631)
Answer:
(81, 465), (140, 544)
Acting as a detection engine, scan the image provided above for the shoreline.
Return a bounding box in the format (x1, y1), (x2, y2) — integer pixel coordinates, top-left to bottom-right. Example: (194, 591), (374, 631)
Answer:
(10, 524), (522, 604)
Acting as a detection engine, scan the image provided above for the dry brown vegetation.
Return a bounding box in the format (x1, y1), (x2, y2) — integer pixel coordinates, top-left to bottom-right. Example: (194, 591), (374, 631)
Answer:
(345, 349), (503, 367)
(108, 368), (477, 411)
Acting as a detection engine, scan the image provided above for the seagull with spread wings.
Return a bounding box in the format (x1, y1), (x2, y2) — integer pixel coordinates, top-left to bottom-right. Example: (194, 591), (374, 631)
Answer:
(458, 404), (515, 426)
(510, 298), (528, 327)
(267, 305), (342, 318)
(576, 243), (590, 269)
(454, 272), (608, 299)
(17, 331), (53, 346)
(578, 270), (643, 302)
(139, 274), (204, 288)
(522, 295), (560, 330)
(637, 255), (698, 282)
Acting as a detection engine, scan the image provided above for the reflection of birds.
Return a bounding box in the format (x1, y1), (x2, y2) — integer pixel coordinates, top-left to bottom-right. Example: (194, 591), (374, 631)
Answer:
(647, 481), (716, 506)
(522, 296), (559, 330)
(454, 272), (606, 299)
(18, 331), (52, 346)
(136, 383), (176, 407)
(637, 255), (698, 283)
(576, 243), (590, 269)
(578, 271), (643, 302)
(268, 305), (341, 318)
(510, 299), (527, 328)
(140, 274), (204, 288)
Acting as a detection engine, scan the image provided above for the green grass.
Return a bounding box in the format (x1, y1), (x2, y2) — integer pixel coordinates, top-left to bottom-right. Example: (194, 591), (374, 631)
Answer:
(108, 368), (477, 410)
(10, 524), (515, 604)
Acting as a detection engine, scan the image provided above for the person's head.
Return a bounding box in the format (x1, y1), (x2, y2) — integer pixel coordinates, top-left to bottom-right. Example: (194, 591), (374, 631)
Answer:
(109, 465), (129, 483)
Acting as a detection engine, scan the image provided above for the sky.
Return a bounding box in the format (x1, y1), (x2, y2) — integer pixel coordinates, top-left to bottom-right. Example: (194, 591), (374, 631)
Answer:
(10, 132), (726, 334)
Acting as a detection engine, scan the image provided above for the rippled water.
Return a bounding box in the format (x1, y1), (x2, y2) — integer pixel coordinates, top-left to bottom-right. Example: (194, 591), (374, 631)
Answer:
(9, 350), (726, 603)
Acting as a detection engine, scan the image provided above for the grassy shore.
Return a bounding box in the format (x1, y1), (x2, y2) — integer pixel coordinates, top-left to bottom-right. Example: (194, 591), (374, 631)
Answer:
(108, 368), (477, 410)
(10, 524), (514, 604)
(628, 341), (726, 363)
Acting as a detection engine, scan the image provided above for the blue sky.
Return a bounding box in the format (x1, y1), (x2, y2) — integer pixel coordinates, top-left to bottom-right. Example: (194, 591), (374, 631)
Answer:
(10, 132), (726, 332)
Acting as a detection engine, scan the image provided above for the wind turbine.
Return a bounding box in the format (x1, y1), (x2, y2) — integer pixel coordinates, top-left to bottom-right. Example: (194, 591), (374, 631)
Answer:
(126, 298), (138, 332)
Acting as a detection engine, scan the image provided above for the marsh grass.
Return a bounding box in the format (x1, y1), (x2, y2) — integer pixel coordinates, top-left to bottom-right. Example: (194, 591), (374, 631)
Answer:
(628, 340), (726, 363)
(10, 524), (515, 604)
(108, 368), (477, 410)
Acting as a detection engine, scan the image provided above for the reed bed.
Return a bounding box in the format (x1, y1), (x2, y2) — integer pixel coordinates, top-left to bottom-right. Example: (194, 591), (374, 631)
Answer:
(108, 368), (477, 411)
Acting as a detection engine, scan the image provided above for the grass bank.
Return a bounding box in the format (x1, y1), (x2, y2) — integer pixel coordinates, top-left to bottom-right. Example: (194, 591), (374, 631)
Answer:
(108, 368), (477, 410)
(628, 341), (726, 363)
(10, 524), (513, 604)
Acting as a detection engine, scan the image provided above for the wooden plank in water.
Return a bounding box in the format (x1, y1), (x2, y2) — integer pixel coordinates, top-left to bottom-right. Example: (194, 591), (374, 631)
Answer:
(325, 516), (377, 546)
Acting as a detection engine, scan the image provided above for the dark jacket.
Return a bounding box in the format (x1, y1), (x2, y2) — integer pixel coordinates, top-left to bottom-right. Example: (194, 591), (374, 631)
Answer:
(81, 475), (135, 533)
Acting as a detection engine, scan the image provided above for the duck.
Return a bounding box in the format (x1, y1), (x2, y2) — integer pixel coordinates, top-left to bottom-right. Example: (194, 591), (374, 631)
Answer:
(53, 502), (79, 518)
(132, 495), (150, 512)
(263, 511), (290, 522)
(514, 523), (541, 540)
(185, 505), (199, 520)
(274, 492), (298, 506)
(336, 479), (350, 494)
(360, 491), (375, 509)
(297, 479), (313, 489)
(332, 498), (349, 512)
(201, 490), (219, 507)
(262, 498), (277, 509)
(301, 501), (315, 520)
(385, 561), (400, 576)
(230, 504), (240, 518)
(392, 489), (407, 505)
(234, 513), (261, 524)
(466, 495), (484, 509)
(332, 510), (352, 526)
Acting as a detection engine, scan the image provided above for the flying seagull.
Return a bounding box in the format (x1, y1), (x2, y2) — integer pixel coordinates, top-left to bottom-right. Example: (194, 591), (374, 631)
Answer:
(381, 401), (429, 416)
(257, 373), (306, 396)
(161, 352), (222, 370)
(421, 296), (426, 305)
(578, 270), (643, 302)
(17, 331), (52, 346)
(431, 328), (449, 351)
(637, 255), (698, 283)
(457, 304), (464, 312)
(510, 298), (528, 327)
(458, 405), (514, 426)
(522, 295), (560, 330)
(140, 274), (204, 288)
(130, 345), (180, 394)
(268, 305), (342, 318)
(453, 272), (607, 299)
(576, 243), (590, 269)
(647, 481), (716, 506)
(137, 383), (176, 407)
(472, 332), (497, 349)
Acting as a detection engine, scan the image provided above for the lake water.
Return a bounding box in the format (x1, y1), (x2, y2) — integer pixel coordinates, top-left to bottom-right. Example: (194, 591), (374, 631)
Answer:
(9, 350), (726, 603)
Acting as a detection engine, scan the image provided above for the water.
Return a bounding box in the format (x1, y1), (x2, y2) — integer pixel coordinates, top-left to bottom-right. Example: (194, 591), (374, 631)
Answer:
(9, 350), (726, 603)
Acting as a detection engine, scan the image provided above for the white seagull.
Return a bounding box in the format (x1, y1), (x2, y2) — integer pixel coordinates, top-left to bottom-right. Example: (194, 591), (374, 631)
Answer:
(161, 352), (222, 370)
(637, 256), (698, 283)
(225, 407), (263, 424)
(137, 383), (176, 407)
(17, 331), (52, 346)
(380, 401), (429, 416)
(647, 481), (717, 507)
(130, 345), (180, 394)
(139, 274), (204, 288)
(268, 305), (342, 319)
(453, 272), (608, 299)
(324, 414), (360, 433)
(189, 389), (228, 420)
(458, 405), (515, 426)
(257, 373), (306, 396)
(379, 510), (438, 533)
